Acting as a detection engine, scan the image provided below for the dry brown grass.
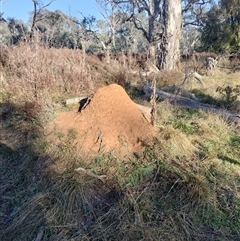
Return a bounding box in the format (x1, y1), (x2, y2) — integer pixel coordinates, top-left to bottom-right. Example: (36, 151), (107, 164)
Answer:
(1, 43), (95, 102)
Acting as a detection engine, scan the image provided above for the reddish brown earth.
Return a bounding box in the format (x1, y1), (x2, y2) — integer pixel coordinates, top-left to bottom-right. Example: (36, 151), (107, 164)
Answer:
(48, 84), (157, 157)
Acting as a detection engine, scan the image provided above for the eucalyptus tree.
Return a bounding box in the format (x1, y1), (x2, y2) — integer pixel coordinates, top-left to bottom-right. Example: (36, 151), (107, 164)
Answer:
(221, 0), (240, 52)
(40, 9), (63, 45)
(29, 0), (56, 41)
(110, 0), (182, 70)
(34, 10), (81, 48)
(107, 0), (213, 70)
(160, 0), (182, 70)
(7, 18), (28, 44)
(200, 0), (240, 53)
(71, 14), (98, 53)
(0, 17), (12, 44)
(181, 0), (214, 56)
(94, 0), (127, 62)
(115, 14), (149, 52)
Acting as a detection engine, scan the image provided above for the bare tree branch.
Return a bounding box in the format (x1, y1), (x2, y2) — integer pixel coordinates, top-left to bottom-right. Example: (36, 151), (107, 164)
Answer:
(30, 0), (56, 40)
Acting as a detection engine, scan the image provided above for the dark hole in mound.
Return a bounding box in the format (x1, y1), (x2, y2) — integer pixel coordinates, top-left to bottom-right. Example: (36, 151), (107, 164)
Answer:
(78, 97), (91, 113)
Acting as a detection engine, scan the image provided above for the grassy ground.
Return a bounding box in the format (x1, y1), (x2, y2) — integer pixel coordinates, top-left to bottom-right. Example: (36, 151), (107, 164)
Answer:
(0, 43), (240, 241)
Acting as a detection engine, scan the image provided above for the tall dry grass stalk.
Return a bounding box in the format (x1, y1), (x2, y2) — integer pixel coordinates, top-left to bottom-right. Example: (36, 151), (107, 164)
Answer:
(1, 43), (100, 104)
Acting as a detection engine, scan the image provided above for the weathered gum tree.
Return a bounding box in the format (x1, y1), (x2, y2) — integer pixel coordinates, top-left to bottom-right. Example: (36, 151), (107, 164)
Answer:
(112, 0), (182, 71)
(30, 0), (55, 41)
(112, 0), (212, 70)
(158, 0), (182, 70)
(147, 0), (182, 70)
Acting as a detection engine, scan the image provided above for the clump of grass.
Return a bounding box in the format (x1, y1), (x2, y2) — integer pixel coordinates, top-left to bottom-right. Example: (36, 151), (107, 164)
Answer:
(216, 84), (240, 109)
(156, 69), (183, 87)
(191, 88), (221, 106)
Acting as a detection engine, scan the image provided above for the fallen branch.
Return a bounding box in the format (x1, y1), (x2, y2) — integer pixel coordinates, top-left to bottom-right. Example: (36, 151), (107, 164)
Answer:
(65, 96), (87, 105)
(192, 71), (203, 85)
(129, 64), (160, 77)
(143, 83), (240, 126)
(182, 70), (203, 85)
(74, 167), (106, 182)
(32, 227), (44, 241)
(161, 86), (198, 101)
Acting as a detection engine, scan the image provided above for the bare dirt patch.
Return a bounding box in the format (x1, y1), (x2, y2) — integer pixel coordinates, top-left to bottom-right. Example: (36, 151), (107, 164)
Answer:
(47, 84), (157, 157)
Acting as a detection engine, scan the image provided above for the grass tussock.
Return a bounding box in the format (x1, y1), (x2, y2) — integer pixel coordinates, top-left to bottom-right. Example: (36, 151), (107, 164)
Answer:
(1, 43), (240, 241)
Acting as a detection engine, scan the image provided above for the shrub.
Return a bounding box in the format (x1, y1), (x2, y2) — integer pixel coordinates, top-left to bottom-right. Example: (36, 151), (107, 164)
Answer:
(216, 84), (240, 109)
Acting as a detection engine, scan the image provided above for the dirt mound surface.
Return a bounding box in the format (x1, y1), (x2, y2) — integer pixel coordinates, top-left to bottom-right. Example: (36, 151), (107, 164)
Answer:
(49, 84), (157, 156)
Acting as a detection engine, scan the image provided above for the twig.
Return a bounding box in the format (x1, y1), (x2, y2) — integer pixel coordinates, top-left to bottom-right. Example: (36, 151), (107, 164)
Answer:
(32, 226), (44, 241)
(74, 167), (106, 182)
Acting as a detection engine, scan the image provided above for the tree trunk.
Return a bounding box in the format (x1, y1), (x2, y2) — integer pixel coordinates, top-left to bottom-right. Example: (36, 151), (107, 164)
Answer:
(157, 0), (182, 70)
(148, 0), (158, 65)
(148, 43), (157, 65)
(30, 0), (38, 41)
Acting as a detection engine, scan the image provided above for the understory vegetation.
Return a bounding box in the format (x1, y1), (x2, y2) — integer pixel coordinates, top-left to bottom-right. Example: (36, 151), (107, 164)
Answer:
(0, 44), (240, 241)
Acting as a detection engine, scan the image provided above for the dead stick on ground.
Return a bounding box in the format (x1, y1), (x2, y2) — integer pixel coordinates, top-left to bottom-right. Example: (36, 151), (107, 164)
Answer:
(33, 226), (44, 241)
(74, 167), (106, 182)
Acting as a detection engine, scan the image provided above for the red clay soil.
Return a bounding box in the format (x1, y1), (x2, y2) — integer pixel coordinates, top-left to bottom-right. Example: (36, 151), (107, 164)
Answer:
(48, 84), (157, 157)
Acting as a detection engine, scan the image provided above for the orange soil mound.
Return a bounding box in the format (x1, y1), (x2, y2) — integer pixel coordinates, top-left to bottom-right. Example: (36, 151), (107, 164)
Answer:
(49, 84), (157, 156)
